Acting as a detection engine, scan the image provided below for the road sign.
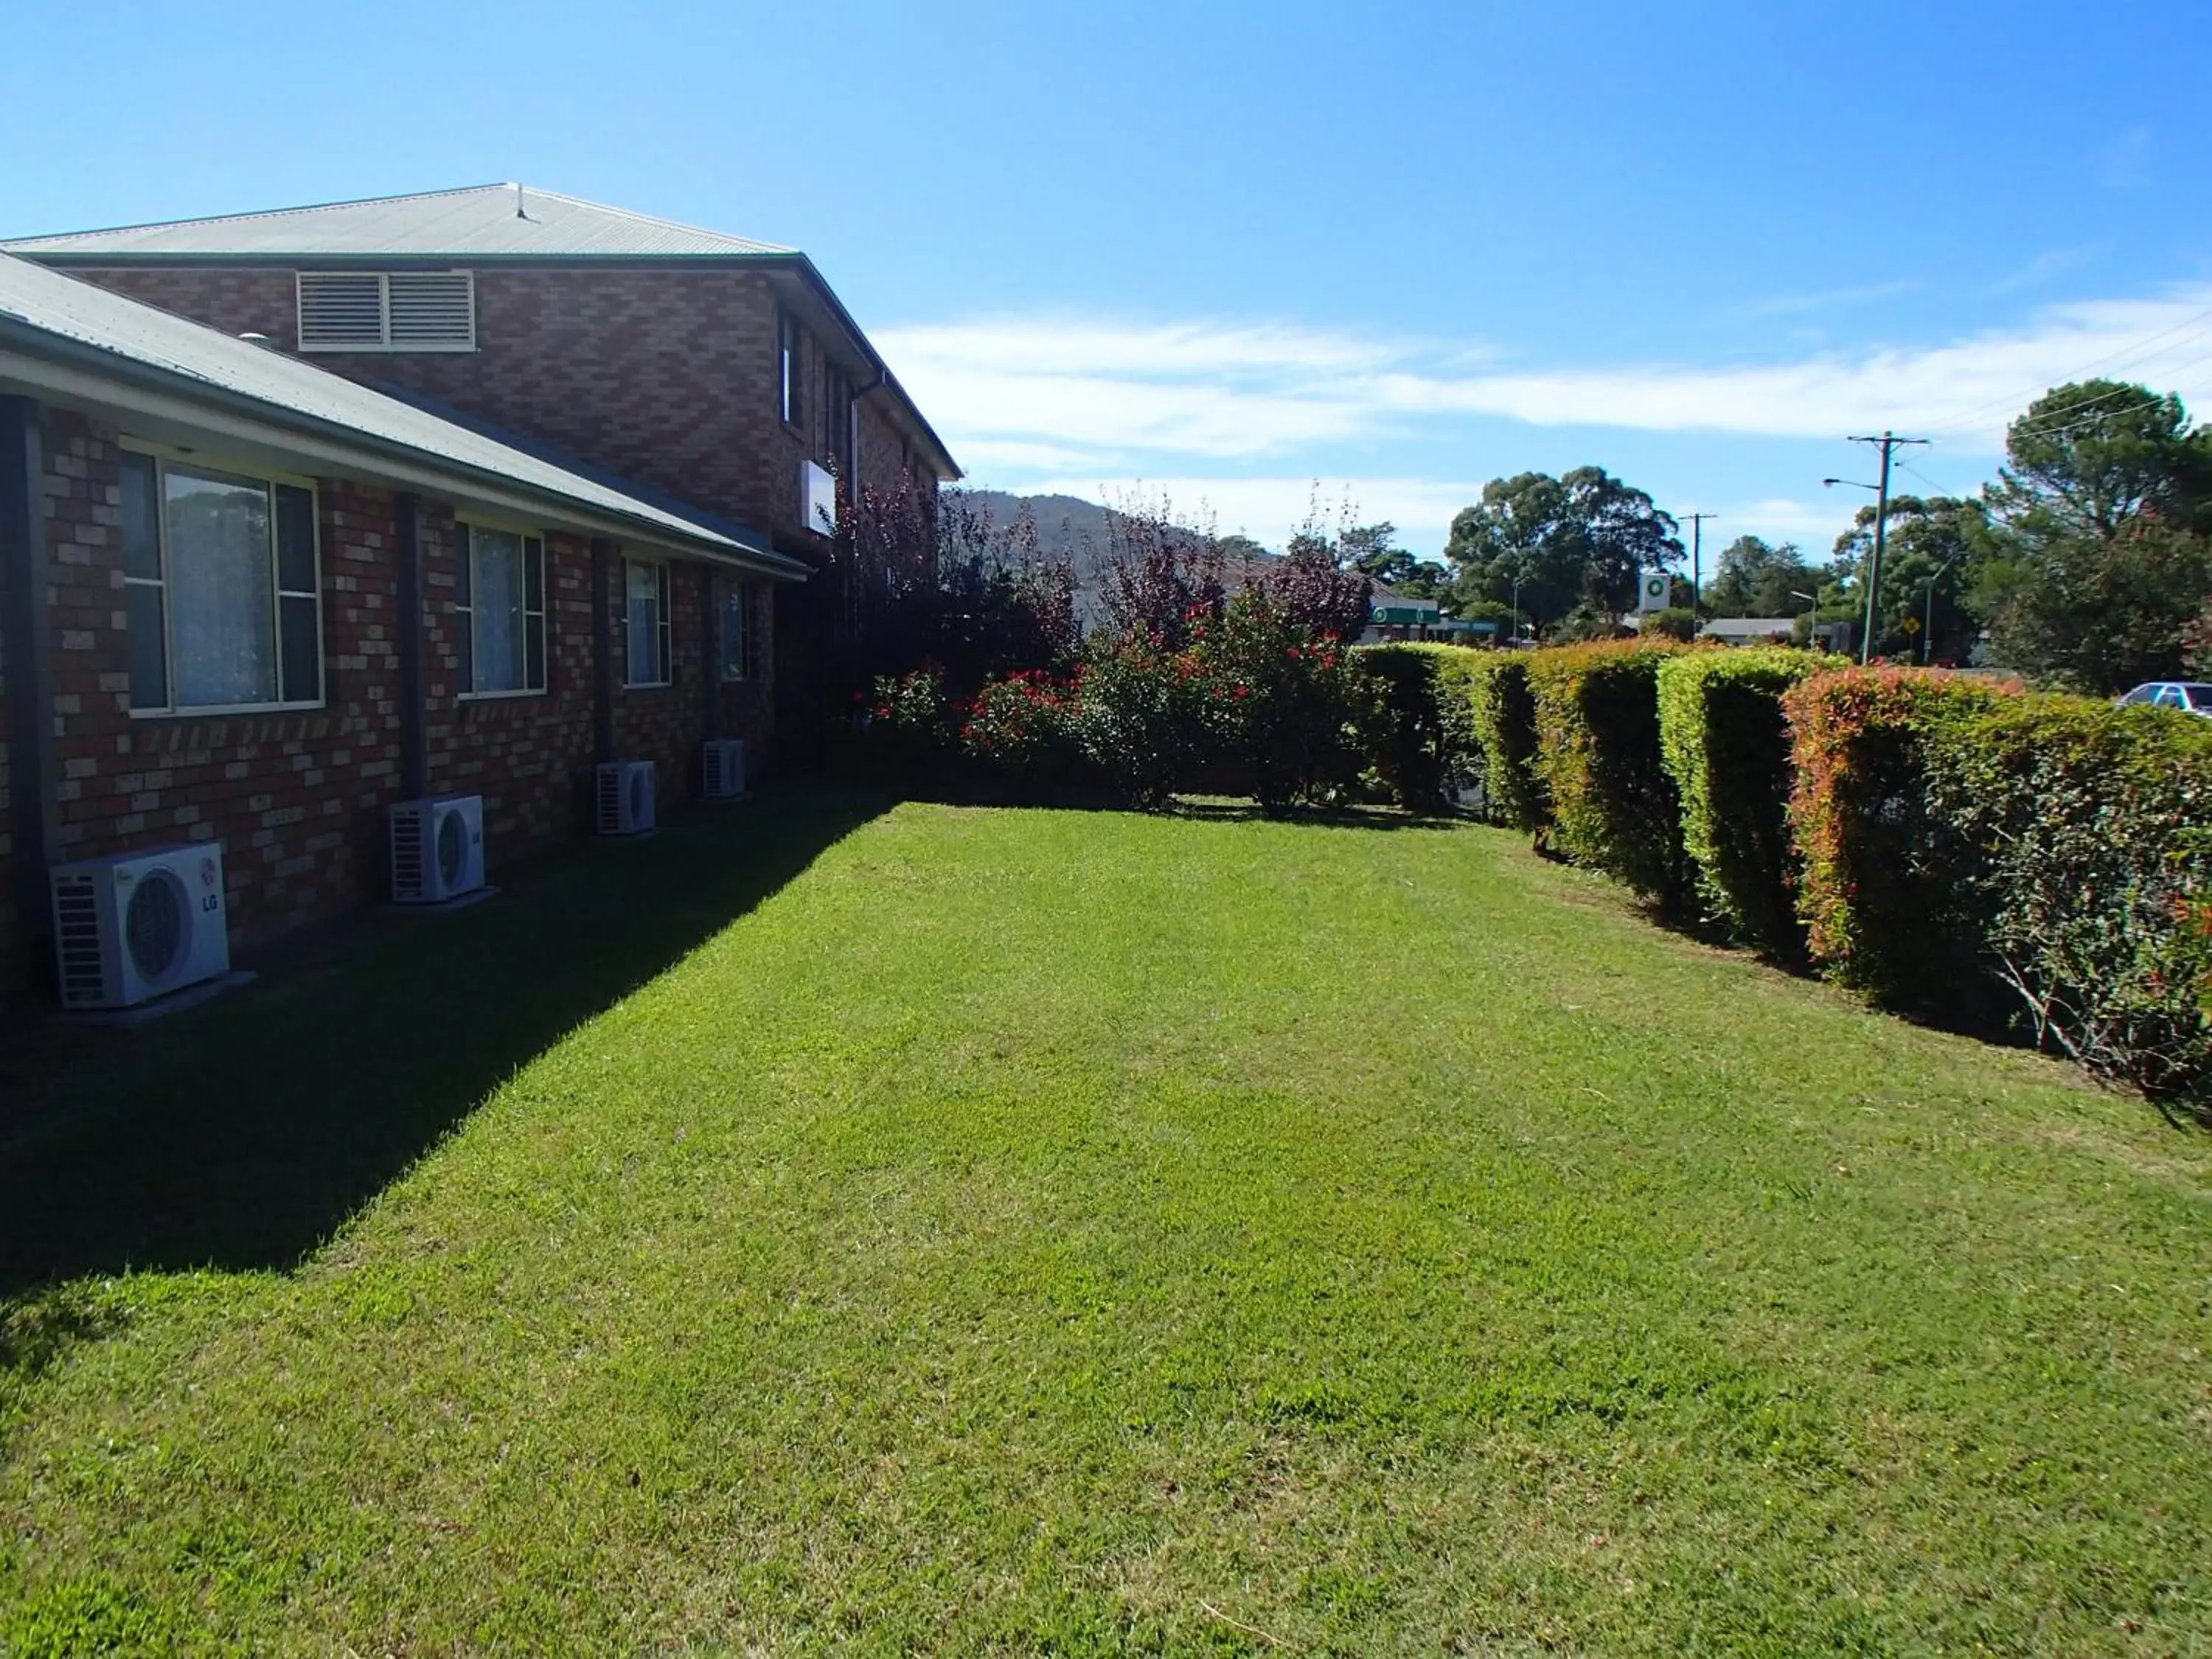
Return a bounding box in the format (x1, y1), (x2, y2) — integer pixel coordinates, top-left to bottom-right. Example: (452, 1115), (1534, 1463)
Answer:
(1902, 615), (1921, 634)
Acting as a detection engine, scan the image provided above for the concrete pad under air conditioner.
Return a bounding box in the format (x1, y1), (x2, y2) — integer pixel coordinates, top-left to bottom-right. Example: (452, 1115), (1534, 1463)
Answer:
(384, 885), (501, 916)
(50, 970), (259, 1028)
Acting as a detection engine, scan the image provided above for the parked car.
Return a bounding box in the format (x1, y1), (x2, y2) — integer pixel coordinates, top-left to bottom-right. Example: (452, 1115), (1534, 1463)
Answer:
(2116, 681), (2212, 715)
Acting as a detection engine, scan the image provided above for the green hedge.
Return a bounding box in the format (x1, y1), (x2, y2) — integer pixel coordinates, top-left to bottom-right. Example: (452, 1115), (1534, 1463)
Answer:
(1656, 648), (1822, 960)
(1923, 696), (2212, 1102)
(1780, 667), (2015, 1012)
(1465, 652), (1546, 832)
(1351, 644), (1486, 811)
(1525, 640), (1689, 912)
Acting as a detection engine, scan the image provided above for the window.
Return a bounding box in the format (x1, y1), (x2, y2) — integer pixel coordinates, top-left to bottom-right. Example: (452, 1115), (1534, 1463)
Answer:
(297, 271), (476, 352)
(720, 581), (757, 681)
(778, 310), (802, 427)
(455, 524), (546, 696)
(121, 451), (321, 714)
(625, 558), (672, 686)
(821, 358), (854, 477)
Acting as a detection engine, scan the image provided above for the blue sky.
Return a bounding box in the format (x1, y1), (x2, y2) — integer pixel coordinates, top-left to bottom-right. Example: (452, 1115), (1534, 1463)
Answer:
(7, 0), (2212, 563)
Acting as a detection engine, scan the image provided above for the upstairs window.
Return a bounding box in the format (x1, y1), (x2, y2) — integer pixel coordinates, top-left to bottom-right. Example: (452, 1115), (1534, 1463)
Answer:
(120, 450), (322, 714)
(454, 524), (546, 697)
(625, 558), (672, 687)
(821, 359), (854, 476)
(778, 310), (802, 426)
(297, 271), (476, 352)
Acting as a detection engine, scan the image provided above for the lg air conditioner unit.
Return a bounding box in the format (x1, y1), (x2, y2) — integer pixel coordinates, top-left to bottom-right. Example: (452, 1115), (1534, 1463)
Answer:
(597, 759), (657, 835)
(50, 843), (231, 1011)
(389, 793), (486, 904)
(702, 739), (747, 800)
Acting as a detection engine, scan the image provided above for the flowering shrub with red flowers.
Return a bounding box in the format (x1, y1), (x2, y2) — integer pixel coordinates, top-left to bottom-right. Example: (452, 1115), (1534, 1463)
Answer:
(865, 663), (959, 782)
(1069, 627), (1208, 810)
(961, 669), (1082, 782)
(1186, 591), (1362, 815)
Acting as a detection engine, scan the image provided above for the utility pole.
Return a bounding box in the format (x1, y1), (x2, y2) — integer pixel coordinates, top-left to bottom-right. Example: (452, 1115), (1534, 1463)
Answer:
(1680, 512), (1716, 633)
(1846, 431), (1928, 664)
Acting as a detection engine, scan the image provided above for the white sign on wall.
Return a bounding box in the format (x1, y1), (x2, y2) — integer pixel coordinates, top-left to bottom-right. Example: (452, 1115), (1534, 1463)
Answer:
(1637, 571), (1671, 613)
(801, 460), (838, 537)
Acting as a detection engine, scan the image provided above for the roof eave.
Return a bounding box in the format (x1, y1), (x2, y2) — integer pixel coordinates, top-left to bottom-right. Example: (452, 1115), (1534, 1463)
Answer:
(0, 318), (809, 580)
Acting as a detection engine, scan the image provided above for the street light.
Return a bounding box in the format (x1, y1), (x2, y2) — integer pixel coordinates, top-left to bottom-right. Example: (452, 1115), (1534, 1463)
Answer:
(1790, 588), (1820, 650)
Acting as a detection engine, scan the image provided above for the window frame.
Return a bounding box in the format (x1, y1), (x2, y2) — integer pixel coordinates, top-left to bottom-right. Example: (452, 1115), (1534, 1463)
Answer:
(120, 442), (326, 720)
(453, 520), (549, 701)
(624, 556), (673, 689)
(719, 580), (757, 684)
(296, 270), (477, 354)
(777, 309), (803, 429)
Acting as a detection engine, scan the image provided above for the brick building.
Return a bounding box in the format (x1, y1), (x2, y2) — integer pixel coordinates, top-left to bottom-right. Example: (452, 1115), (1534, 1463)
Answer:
(0, 251), (807, 996)
(0, 185), (959, 1001)
(1, 184), (959, 616)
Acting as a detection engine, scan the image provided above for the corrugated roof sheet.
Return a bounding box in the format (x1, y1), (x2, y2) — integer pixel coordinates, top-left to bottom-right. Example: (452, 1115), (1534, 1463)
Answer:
(0, 253), (801, 570)
(0, 184), (793, 260)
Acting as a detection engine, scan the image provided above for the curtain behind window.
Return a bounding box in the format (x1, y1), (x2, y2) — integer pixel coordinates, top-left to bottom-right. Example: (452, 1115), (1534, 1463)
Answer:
(165, 467), (274, 707)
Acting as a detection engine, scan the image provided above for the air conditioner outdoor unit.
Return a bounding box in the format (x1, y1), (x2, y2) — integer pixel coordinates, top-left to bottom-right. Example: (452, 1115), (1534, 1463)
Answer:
(702, 738), (747, 800)
(389, 793), (486, 904)
(597, 759), (657, 835)
(50, 843), (231, 1011)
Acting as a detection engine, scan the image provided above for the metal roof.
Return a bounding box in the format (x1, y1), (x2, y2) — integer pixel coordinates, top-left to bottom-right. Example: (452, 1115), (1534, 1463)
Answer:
(0, 253), (804, 574)
(0, 184), (793, 260)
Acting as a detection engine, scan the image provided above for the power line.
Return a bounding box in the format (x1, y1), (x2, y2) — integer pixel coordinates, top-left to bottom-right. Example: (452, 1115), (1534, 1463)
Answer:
(1920, 300), (2212, 436)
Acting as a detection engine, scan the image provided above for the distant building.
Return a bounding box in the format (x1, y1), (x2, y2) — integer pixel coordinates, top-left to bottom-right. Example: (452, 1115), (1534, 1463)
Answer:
(1358, 582), (1494, 644)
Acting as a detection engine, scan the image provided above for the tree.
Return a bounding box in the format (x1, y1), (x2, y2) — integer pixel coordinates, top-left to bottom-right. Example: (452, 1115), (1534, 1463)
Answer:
(1704, 535), (1818, 619)
(1977, 382), (2212, 690)
(1829, 497), (1984, 663)
(1338, 521), (1453, 600)
(1444, 467), (1682, 635)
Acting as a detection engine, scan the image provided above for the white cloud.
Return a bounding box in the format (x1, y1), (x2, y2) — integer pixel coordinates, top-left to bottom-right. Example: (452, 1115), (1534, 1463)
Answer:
(887, 281), (2212, 485)
(1733, 279), (1920, 319)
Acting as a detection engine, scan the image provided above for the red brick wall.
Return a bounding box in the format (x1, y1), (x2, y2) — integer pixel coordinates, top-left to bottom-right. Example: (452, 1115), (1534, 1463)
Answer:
(39, 411), (407, 949)
(1, 406), (769, 995)
(421, 512), (599, 863)
(66, 265), (942, 554)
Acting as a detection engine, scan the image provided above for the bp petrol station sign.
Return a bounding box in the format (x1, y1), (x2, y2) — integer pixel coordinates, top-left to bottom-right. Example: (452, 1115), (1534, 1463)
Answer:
(1636, 571), (1671, 613)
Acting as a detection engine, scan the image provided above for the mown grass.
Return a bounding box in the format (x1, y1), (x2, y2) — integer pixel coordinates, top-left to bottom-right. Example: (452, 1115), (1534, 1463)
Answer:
(1, 791), (2208, 1654)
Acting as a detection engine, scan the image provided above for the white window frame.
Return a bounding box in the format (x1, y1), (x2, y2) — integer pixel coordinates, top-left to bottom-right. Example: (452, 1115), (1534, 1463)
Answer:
(296, 270), (477, 353)
(454, 521), (549, 701)
(720, 580), (755, 683)
(120, 442), (325, 719)
(625, 557), (673, 688)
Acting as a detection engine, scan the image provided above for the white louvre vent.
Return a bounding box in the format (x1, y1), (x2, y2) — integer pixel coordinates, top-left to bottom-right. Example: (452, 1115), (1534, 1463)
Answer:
(298, 271), (475, 352)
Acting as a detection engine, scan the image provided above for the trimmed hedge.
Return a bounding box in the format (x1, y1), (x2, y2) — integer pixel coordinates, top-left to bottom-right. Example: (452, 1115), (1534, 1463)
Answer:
(1656, 648), (1822, 959)
(1924, 696), (2212, 1102)
(1465, 652), (1546, 832)
(1781, 668), (2016, 1012)
(1525, 640), (1690, 912)
(1352, 644), (1483, 811)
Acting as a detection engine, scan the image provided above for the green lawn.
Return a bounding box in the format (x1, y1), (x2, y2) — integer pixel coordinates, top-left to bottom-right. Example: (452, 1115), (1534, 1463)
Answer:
(2, 793), (2208, 1655)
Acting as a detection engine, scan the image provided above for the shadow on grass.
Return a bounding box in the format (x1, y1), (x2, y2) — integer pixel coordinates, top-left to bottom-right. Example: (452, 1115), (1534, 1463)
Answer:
(0, 787), (886, 1300)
